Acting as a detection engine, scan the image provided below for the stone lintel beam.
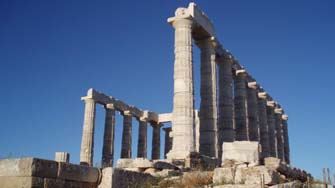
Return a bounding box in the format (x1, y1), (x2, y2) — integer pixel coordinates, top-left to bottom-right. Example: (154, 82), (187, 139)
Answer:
(282, 114), (289, 120)
(235, 69), (247, 76)
(82, 88), (159, 122)
(158, 113), (173, 123)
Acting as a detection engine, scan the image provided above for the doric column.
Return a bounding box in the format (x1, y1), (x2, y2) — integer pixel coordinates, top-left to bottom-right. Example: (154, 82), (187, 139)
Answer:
(282, 114), (290, 164)
(217, 55), (234, 163)
(167, 9), (195, 160)
(163, 127), (172, 159)
(79, 98), (96, 166)
(55, 152), (70, 163)
(266, 100), (277, 157)
(234, 69), (248, 141)
(151, 123), (162, 160)
(257, 92), (270, 160)
(247, 81), (260, 141)
(198, 37), (218, 158)
(195, 109), (200, 152)
(274, 107), (284, 161)
(121, 111), (132, 158)
(137, 118), (147, 158)
(101, 104), (115, 168)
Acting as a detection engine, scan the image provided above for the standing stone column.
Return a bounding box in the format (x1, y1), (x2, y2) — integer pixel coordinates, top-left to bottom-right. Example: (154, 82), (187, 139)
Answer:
(121, 111), (132, 158)
(274, 107), (284, 161)
(163, 127), (172, 159)
(266, 100), (277, 157)
(247, 81), (260, 141)
(80, 98), (96, 166)
(137, 118), (148, 158)
(151, 123), (162, 160)
(195, 109), (200, 152)
(282, 114), (290, 164)
(234, 69), (248, 141)
(217, 55), (234, 163)
(101, 104), (115, 168)
(167, 9), (195, 160)
(257, 92), (270, 160)
(198, 37), (218, 158)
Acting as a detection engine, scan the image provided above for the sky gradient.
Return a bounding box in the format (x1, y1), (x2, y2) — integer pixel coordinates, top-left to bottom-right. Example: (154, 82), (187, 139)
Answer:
(0, 0), (334, 179)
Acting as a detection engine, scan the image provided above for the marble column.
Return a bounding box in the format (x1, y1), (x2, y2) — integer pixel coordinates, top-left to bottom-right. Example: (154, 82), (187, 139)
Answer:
(167, 11), (195, 160)
(257, 92), (270, 160)
(266, 100), (277, 157)
(217, 55), (234, 163)
(163, 127), (172, 159)
(137, 119), (147, 158)
(151, 123), (162, 160)
(234, 69), (248, 141)
(80, 98), (96, 166)
(101, 104), (115, 168)
(198, 37), (218, 158)
(121, 111), (132, 158)
(247, 81), (260, 141)
(195, 109), (200, 152)
(274, 107), (284, 161)
(282, 114), (290, 164)
(217, 55), (235, 142)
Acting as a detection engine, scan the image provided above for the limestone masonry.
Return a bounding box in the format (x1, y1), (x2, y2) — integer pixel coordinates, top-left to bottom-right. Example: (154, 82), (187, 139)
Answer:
(0, 2), (313, 188)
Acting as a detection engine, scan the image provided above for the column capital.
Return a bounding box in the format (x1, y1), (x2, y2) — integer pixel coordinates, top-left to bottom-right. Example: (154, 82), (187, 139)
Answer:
(121, 110), (132, 116)
(167, 8), (193, 28)
(247, 81), (257, 89)
(282, 114), (289, 121)
(235, 69), (247, 76)
(105, 103), (115, 110)
(258, 92), (267, 99)
(274, 108), (283, 114)
(266, 101), (275, 107)
(81, 97), (95, 103)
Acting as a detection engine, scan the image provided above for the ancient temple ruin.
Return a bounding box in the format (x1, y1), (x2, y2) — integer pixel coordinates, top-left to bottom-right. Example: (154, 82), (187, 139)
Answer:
(0, 3), (313, 188)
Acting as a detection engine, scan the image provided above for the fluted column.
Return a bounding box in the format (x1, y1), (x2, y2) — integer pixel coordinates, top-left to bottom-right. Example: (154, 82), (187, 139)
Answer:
(121, 111), (132, 158)
(101, 104), (115, 168)
(151, 123), (162, 160)
(274, 107), (284, 161)
(257, 92), (270, 160)
(198, 38), (218, 158)
(234, 69), (248, 141)
(217, 55), (234, 164)
(80, 98), (96, 166)
(266, 100), (276, 157)
(282, 114), (290, 164)
(163, 127), (172, 159)
(137, 119), (148, 158)
(167, 10), (195, 160)
(247, 81), (260, 141)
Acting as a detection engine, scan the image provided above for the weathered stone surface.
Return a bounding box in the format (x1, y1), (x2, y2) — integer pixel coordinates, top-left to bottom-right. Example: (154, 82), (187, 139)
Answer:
(0, 158), (58, 178)
(213, 166), (283, 186)
(268, 181), (304, 188)
(55, 152), (70, 163)
(44, 178), (65, 188)
(185, 152), (217, 170)
(57, 162), (100, 183)
(0, 176), (44, 188)
(222, 141), (260, 167)
(98, 167), (155, 188)
(153, 161), (179, 170)
(213, 184), (259, 188)
(116, 158), (153, 169)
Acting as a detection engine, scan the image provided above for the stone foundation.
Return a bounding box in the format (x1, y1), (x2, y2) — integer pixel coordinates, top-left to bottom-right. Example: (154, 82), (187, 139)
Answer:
(0, 158), (100, 188)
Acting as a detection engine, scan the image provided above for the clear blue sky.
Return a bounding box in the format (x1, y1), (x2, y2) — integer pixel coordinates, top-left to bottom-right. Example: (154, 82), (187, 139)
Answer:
(0, 0), (334, 179)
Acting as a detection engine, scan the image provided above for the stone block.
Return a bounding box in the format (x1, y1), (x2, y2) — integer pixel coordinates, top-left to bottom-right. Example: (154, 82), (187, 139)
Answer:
(213, 185), (259, 188)
(0, 176), (44, 188)
(44, 178), (65, 188)
(222, 141), (260, 167)
(0, 158), (58, 178)
(116, 158), (153, 169)
(98, 167), (156, 188)
(213, 166), (283, 186)
(57, 162), (100, 183)
(153, 160), (179, 170)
